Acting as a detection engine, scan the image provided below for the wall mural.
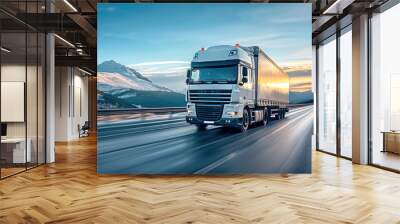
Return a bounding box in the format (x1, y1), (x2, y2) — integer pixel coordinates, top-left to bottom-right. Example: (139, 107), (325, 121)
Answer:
(97, 3), (313, 174)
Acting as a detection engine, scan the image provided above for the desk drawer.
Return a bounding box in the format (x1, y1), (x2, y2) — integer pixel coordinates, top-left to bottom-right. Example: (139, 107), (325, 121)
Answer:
(383, 132), (400, 154)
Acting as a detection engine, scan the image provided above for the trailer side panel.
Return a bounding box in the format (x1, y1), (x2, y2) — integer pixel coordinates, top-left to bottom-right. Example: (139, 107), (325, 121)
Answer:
(255, 50), (289, 107)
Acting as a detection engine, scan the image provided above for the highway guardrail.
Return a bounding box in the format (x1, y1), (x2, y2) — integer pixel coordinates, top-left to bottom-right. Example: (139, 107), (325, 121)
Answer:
(98, 103), (313, 116)
(98, 107), (187, 116)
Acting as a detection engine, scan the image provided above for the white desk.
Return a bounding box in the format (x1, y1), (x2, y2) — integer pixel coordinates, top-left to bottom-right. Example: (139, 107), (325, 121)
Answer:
(1, 138), (31, 163)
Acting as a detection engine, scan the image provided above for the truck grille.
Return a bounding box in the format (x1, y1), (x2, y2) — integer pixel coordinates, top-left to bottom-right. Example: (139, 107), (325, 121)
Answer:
(195, 104), (223, 121)
(188, 89), (231, 104)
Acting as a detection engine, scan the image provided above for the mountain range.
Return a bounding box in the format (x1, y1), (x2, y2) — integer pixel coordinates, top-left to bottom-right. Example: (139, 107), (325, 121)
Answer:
(289, 91), (313, 104)
(287, 69), (313, 104)
(97, 60), (313, 109)
(97, 60), (186, 109)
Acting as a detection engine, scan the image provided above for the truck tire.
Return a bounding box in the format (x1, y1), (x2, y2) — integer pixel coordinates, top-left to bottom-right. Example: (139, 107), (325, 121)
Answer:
(262, 109), (269, 126)
(196, 124), (207, 130)
(239, 108), (250, 132)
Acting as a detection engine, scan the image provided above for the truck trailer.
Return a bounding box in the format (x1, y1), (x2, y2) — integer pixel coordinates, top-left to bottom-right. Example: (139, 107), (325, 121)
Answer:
(185, 45), (289, 132)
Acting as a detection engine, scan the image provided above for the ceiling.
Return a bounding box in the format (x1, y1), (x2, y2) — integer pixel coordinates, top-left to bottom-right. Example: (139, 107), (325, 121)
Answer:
(0, 0), (392, 72)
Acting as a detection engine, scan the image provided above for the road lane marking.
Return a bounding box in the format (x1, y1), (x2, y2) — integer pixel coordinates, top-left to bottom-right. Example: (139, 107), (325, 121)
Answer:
(99, 106), (313, 154)
(98, 121), (189, 139)
(195, 153), (238, 174)
(194, 110), (313, 174)
(99, 117), (186, 130)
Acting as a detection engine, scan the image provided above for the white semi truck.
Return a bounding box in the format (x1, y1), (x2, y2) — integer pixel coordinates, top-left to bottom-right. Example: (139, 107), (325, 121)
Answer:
(185, 45), (289, 132)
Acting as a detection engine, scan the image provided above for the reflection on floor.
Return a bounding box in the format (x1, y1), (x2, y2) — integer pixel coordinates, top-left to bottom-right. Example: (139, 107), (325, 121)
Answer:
(0, 167), (25, 178)
(0, 162), (43, 179)
(373, 151), (400, 170)
(0, 135), (400, 223)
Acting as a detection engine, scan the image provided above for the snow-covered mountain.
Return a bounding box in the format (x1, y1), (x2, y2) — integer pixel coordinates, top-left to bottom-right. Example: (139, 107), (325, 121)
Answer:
(97, 60), (171, 92)
(97, 60), (186, 109)
(287, 69), (313, 104)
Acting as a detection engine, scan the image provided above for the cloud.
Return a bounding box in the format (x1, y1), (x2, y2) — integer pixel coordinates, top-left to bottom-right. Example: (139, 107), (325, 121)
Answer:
(129, 61), (190, 78)
(100, 32), (139, 41)
(129, 61), (190, 67)
(98, 5), (118, 13)
(290, 83), (312, 92)
(286, 47), (312, 60)
(282, 62), (312, 71)
(268, 16), (310, 25)
(289, 74), (312, 92)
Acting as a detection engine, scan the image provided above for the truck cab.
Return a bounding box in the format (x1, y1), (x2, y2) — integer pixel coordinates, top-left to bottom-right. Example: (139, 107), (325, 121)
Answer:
(186, 45), (254, 131)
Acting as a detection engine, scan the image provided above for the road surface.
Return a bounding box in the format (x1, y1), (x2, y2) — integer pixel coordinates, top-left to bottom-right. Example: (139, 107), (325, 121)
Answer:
(97, 106), (313, 174)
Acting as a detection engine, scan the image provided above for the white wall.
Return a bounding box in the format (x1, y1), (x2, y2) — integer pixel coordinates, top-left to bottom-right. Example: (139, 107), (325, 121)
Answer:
(1, 64), (26, 139)
(1, 63), (46, 164)
(55, 67), (89, 141)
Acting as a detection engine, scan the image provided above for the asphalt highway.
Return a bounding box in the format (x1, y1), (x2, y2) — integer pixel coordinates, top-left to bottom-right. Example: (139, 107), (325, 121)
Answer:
(97, 106), (314, 174)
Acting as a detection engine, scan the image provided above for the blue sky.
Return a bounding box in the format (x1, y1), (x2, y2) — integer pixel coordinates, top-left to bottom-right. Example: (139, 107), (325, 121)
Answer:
(98, 3), (311, 91)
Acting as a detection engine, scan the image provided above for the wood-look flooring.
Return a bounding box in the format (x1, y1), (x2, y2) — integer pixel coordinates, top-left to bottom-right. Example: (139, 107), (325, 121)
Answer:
(1, 135), (400, 223)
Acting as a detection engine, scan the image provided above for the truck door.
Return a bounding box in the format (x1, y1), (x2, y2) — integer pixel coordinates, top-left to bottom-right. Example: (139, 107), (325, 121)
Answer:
(240, 65), (253, 106)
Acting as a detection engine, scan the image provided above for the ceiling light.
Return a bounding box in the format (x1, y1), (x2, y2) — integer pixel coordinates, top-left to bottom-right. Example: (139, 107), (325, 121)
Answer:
(323, 0), (341, 14)
(54, 34), (75, 48)
(1, 47), (11, 53)
(323, 0), (355, 15)
(63, 0), (78, 12)
(78, 67), (93, 76)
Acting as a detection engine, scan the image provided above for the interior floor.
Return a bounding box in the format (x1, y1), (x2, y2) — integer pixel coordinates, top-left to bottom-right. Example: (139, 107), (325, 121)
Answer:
(1, 162), (45, 179)
(0, 167), (25, 178)
(373, 150), (400, 171)
(0, 135), (400, 223)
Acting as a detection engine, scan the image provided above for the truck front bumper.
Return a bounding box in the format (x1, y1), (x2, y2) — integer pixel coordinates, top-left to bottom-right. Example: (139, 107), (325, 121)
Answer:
(186, 116), (243, 128)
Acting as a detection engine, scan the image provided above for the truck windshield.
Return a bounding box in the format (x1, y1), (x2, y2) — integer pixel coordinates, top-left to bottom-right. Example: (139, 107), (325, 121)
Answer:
(190, 66), (237, 84)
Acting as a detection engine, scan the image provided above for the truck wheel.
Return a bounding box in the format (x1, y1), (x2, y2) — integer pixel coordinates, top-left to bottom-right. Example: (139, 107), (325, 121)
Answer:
(239, 108), (250, 132)
(282, 111), (286, 119)
(196, 124), (207, 130)
(262, 110), (269, 126)
(275, 113), (280, 120)
(279, 110), (284, 119)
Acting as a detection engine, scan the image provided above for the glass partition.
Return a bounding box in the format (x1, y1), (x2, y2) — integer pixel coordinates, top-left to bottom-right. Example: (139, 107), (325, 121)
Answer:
(38, 32), (45, 165)
(317, 35), (337, 154)
(371, 3), (400, 171)
(339, 27), (352, 158)
(0, 2), (46, 179)
(1, 30), (28, 177)
(27, 30), (38, 169)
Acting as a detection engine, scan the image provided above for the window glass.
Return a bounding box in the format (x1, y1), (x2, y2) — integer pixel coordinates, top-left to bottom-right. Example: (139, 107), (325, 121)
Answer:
(1, 31), (28, 178)
(340, 28), (352, 158)
(371, 4), (400, 171)
(190, 66), (238, 84)
(317, 36), (337, 154)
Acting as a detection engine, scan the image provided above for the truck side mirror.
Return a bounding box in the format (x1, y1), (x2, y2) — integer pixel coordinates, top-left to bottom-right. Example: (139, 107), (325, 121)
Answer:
(186, 69), (191, 78)
(242, 77), (248, 83)
(242, 67), (248, 77)
(186, 69), (191, 84)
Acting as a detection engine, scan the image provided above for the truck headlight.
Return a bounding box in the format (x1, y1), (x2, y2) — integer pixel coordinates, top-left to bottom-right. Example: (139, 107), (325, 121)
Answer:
(187, 103), (195, 115)
(226, 111), (237, 116)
